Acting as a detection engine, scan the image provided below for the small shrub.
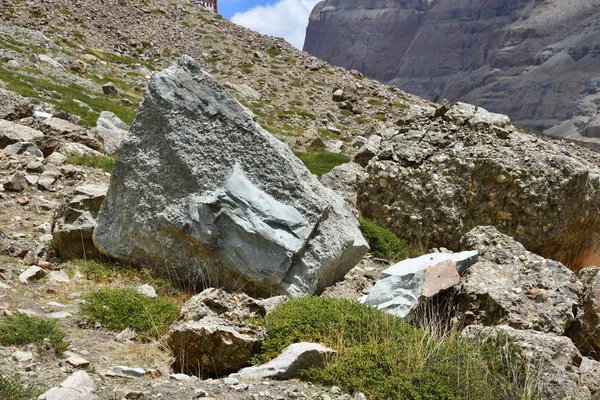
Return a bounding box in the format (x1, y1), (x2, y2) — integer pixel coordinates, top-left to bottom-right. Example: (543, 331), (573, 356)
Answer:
(367, 98), (383, 106)
(339, 109), (352, 117)
(358, 218), (420, 262)
(255, 297), (540, 400)
(374, 113), (388, 122)
(81, 287), (179, 338)
(0, 374), (39, 400)
(294, 150), (350, 177)
(266, 47), (281, 56)
(65, 154), (116, 173)
(0, 313), (69, 355)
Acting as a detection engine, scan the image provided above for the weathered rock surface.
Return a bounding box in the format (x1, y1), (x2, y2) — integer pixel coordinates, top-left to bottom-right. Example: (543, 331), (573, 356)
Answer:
(320, 162), (366, 211)
(52, 184), (108, 259)
(305, 0), (600, 137)
(0, 98), (33, 121)
(90, 111), (128, 155)
(363, 251), (478, 320)
(232, 342), (336, 380)
(455, 227), (581, 335)
(39, 370), (99, 400)
(93, 56), (368, 297)
(166, 288), (268, 377)
(464, 325), (593, 400)
(357, 102), (600, 271)
(0, 119), (44, 148)
(567, 267), (600, 358)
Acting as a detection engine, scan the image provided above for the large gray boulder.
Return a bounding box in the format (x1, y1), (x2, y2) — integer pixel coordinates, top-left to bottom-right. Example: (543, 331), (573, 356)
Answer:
(363, 250), (478, 320)
(455, 226), (582, 335)
(0, 119), (44, 148)
(93, 56), (368, 297)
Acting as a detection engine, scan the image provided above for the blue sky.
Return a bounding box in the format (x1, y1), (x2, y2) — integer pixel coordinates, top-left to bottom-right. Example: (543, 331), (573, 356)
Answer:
(218, 0), (321, 49)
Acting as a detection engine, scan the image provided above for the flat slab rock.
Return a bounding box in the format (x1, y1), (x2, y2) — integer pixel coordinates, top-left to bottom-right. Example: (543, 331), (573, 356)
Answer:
(93, 56), (368, 297)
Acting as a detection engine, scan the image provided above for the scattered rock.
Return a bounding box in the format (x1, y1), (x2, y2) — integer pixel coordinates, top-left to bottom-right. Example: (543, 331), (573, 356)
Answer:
(102, 82), (119, 96)
(39, 370), (98, 400)
(70, 60), (88, 74)
(0, 120), (44, 148)
(108, 366), (146, 378)
(297, 129), (324, 148)
(232, 342), (336, 380)
(12, 350), (33, 362)
(115, 328), (138, 342)
(93, 56), (368, 297)
(3, 141), (44, 157)
(48, 270), (70, 283)
(52, 184), (108, 259)
(0, 98), (34, 121)
(66, 355), (90, 368)
(135, 284), (157, 298)
(91, 111), (128, 154)
(19, 266), (46, 283)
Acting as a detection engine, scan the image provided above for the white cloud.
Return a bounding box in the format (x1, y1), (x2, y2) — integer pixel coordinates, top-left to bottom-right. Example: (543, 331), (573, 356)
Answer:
(231, 0), (320, 49)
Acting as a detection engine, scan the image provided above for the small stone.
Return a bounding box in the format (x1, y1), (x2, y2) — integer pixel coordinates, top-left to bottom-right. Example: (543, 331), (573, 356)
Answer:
(19, 266), (46, 284)
(38, 260), (58, 270)
(496, 174), (508, 184)
(170, 373), (193, 381)
(102, 82), (119, 96)
(223, 377), (239, 385)
(332, 89), (344, 102)
(113, 388), (145, 399)
(70, 60), (87, 74)
(115, 328), (138, 342)
(331, 386), (341, 395)
(47, 311), (73, 319)
(66, 355), (90, 367)
(23, 250), (36, 265)
(49, 271), (70, 283)
(25, 175), (39, 185)
(108, 366), (146, 377)
(12, 351), (33, 362)
(136, 284), (157, 298)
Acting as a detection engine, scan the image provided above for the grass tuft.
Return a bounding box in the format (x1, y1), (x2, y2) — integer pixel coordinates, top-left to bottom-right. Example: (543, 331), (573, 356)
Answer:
(81, 287), (179, 339)
(294, 150), (350, 177)
(0, 313), (69, 355)
(0, 375), (40, 400)
(65, 154), (116, 173)
(358, 218), (420, 262)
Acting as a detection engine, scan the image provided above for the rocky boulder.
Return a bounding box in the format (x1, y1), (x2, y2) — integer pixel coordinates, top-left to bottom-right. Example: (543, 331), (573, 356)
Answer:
(363, 250), (478, 320)
(52, 184), (108, 259)
(567, 267), (600, 358)
(463, 325), (591, 400)
(357, 103), (600, 271)
(166, 288), (271, 377)
(454, 226), (581, 335)
(90, 111), (128, 155)
(0, 98), (34, 121)
(0, 119), (44, 148)
(93, 56), (368, 297)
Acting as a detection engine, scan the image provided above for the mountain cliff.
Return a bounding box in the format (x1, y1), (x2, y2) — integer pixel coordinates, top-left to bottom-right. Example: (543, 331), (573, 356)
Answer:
(304, 0), (600, 141)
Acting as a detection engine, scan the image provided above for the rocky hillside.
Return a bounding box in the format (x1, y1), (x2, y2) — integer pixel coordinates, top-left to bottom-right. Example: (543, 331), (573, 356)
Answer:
(304, 0), (600, 145)
(2, 0), (600, 399)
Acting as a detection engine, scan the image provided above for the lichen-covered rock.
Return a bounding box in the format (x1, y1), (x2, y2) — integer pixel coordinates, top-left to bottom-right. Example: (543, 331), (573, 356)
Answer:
(463, 325), (589, 400)
(52, 184), (108, 259)
(93, 56), (368, 297)
(454, 226), (582, 335)
(357, 103), (600, 270)
(567, 267), (600, 357)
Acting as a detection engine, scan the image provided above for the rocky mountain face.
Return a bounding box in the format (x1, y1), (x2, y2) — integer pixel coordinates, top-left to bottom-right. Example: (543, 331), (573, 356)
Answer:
(304, 0), (600, 144)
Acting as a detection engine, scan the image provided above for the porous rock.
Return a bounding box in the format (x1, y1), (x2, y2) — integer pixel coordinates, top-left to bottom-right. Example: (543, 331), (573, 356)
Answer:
(454, 226), (581, 334)
(363, 251), (478, 319)
(567, 266), (600, 357)
(232, 342), (336, 380)
(93, 56), (368, 297)
(52, 184), (108, 259)
(463, 325), (589, 400)
(357, 103), (600, 271)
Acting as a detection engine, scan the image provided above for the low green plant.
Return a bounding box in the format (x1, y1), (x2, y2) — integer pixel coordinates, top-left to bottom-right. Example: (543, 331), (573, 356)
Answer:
(0, 313), (69, 355)
(358, 218), (420, 262)
(374, 113), (388, 122)
(81, 287), (179, 339)
(367, 98), (384, 106)
(294, 150), (350, 177)
(255, 297), (541, 400)
(0, 374), (40, 400)
(266, 47), (281, 56)
(339, 109), (352, 117)
(65, 154), (116, 173)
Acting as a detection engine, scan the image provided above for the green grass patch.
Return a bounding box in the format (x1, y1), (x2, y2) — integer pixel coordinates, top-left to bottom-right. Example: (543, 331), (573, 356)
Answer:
(374, 113), (388, 122)
(266, 47), (281, 56)
(81, 287), (179, 339)
(367, 98), (384, 106)
(0, 313), (69, 355)
(294, 150), (350, 177)
(339, 109), (352, 117)
(65, 154), (116, 173)
(0, 374), (40, 400)
(254, 297), (541, 400)
(358, 218), (420, 262)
